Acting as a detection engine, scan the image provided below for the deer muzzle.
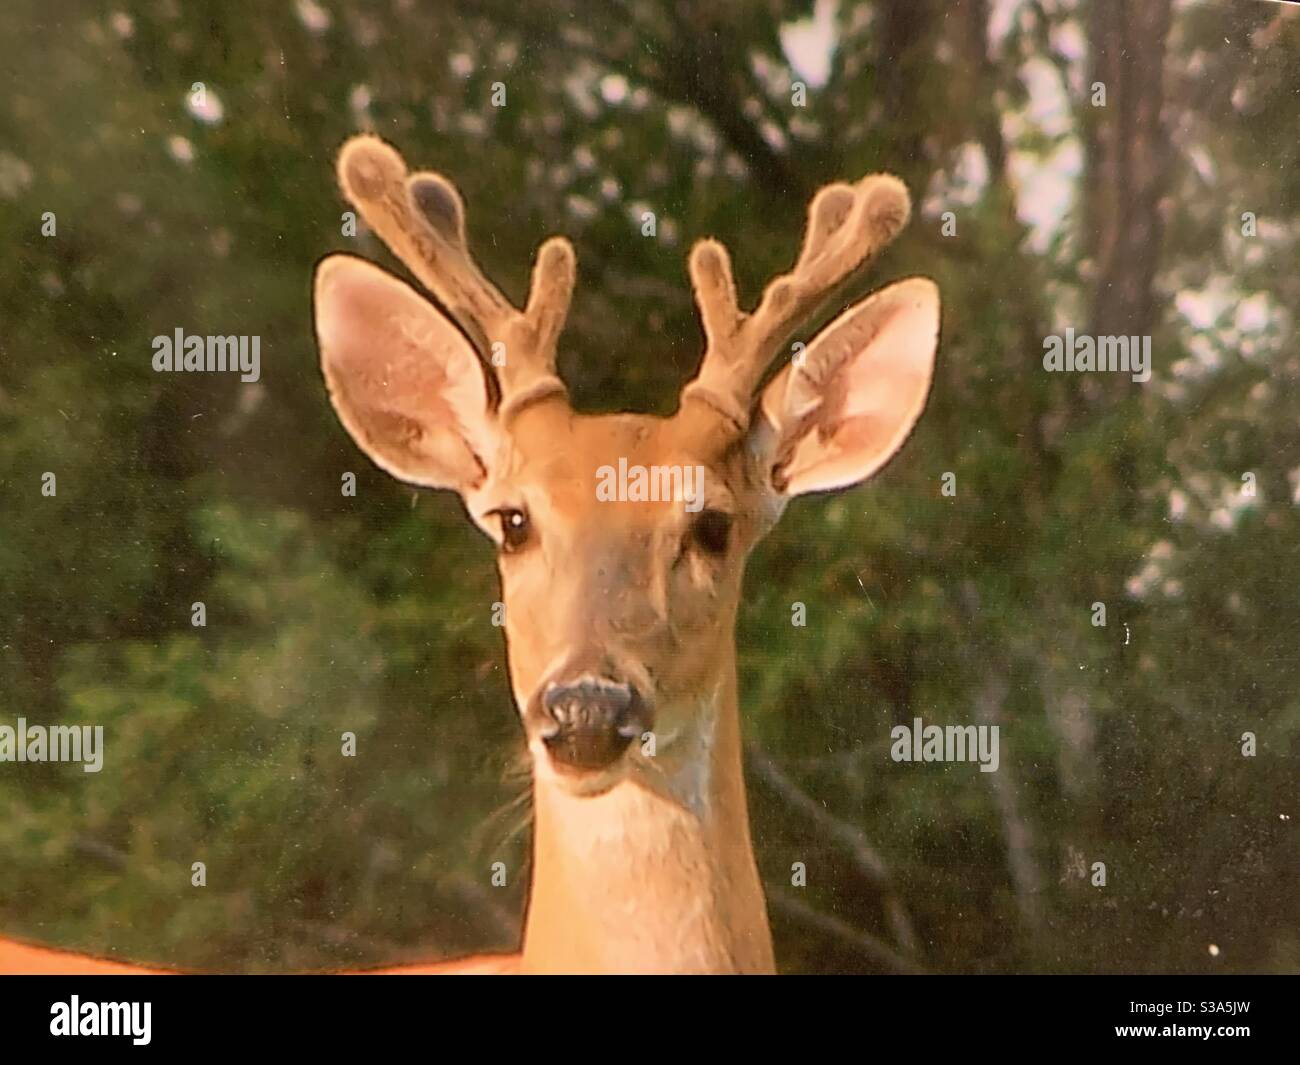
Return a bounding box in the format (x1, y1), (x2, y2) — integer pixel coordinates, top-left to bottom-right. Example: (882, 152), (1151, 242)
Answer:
(537, 676), (652, 773)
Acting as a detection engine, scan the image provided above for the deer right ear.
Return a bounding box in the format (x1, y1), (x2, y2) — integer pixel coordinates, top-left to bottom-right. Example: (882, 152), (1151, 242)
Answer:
(314, 254), (498, 493)
(752, 277), (940, 497)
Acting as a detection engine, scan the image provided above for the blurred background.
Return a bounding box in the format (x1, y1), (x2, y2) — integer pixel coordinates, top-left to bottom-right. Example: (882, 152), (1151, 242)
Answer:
(0, 0), (1296, 974)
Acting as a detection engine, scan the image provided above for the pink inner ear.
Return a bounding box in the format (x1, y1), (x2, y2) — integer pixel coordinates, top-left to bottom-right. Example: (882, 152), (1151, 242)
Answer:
(836, 301), (934, 422)
(766, 277), (939, 496)
(316, 256), (494, 491)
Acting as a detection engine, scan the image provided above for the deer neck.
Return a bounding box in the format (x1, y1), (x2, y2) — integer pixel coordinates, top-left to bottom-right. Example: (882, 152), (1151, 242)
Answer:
(519, 650), (775, 974)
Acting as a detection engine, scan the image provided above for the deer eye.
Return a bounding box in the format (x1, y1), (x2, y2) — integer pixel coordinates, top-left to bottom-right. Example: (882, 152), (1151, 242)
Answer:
(687, 509), (732, 557)
(492, 508), (531, 553)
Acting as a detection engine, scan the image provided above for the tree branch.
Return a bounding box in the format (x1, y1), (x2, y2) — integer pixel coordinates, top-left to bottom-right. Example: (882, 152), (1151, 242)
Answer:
(745, 741), (920, 957)
(461, 0), (810, 200)
(767, 891), (925, 974)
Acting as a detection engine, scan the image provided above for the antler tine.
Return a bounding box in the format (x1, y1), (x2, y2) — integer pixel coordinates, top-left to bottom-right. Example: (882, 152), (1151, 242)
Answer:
(337, 134), (574, 416)
(681, 173), (912, 432)
(523, 236), (577, 386)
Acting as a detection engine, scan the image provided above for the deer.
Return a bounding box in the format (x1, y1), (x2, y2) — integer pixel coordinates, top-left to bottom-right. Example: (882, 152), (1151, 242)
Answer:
(0, 135), (939, 975)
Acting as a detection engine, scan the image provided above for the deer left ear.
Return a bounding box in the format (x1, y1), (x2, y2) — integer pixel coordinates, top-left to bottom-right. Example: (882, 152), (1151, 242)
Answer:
(752, 277), (939, 497)
(314, 254), (499, 494)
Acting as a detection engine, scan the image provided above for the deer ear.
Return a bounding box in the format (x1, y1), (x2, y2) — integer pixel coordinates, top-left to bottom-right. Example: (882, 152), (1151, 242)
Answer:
(753, 277), (939, 497)
(314, 254), (497, 493)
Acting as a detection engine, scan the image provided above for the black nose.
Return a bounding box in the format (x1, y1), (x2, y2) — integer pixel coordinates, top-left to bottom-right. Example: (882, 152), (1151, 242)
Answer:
(541, 678), (648, 772)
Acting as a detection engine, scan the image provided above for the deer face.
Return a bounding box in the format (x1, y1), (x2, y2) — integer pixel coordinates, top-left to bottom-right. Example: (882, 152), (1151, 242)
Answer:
(313, 136), (939, 795)
(470, 410), (745, 787)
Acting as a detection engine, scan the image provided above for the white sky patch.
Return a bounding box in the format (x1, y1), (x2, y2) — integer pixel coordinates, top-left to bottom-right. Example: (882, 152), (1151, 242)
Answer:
(1210, 483), (1256, 531)
(1127, 540), (1175, 599)
(458, 112), (486, 137)
(1022, 57), (1072, 138)
(1174, 280), (1286, 370)
(987, 0), (1026, 55)
(781, 0), (837, 90)
(167, 135), (195, 164)
(600, 74), (629, 106)
(0, 152), (33, 200)
(187, 87), (223, 125)
(349, 85), (373, 129)
(749, 53), (785, 98)
(565, 194), (598, 221)
(1008, 137), (1081, 254)
(1051, 19), (1087, 63)
(1168, 488), (1188, 521)
(1187, 145), (1217, 185)
(954, 143), (990, 203)
(1161, 470), (1265, 537)
(1175, 279), (1236, 330)
(923, 142), (989, 214)
(296, 0), (331, 34)
(665, 106), (720, 154)
(564, 67), (602, 120)
(1234, 292), (1271, 333)
(996, 39), (1082, 254)
(760, 120), (788, 151)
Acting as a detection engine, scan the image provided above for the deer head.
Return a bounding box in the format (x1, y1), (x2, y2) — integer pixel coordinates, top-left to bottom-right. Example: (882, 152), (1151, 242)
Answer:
(313, 135), (939, 807)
